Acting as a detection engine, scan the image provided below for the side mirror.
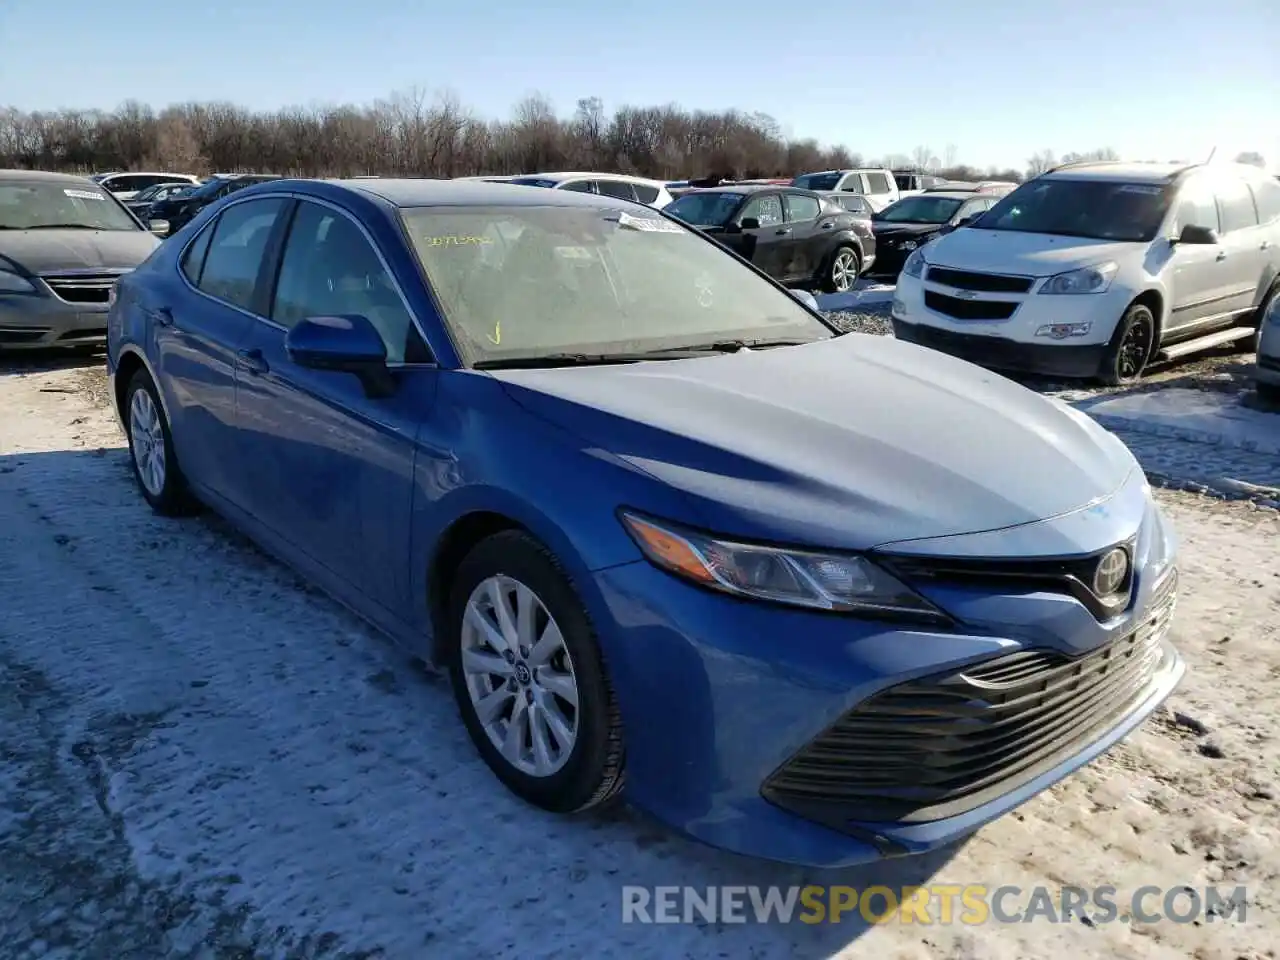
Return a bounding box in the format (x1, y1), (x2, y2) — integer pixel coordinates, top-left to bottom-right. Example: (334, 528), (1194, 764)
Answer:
(739, 216), (760, 230)
(790, 289), (820, 311)
(149, 219), (168, 236)
(1173, 223), (1217, 245)
(285, 314), (396, 397)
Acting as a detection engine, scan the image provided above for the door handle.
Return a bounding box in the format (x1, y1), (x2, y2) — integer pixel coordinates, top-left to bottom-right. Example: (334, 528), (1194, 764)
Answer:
(1215, 251), (1228, 261)
(820, 222), (834, 229)
(236, 348), (269, 376)
(1262, 241), (1271, 250)
(775, 228), (791, 235)
(152, 306), (174, 327)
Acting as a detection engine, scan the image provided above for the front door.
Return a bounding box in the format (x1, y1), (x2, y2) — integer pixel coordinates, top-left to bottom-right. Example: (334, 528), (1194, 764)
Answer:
(232, 198), (432, 615)
(1165, 177), (1230, 337)
(152, 196), (289, 505)
(732, 192), (789, 279)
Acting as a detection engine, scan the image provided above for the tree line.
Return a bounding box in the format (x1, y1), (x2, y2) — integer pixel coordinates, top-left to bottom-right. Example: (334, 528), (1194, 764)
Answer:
(2, 89), (1257, 183)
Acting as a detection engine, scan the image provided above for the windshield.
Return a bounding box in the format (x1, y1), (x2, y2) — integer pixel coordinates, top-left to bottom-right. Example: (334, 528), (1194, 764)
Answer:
(791, 173), (842, 191)
(0, 181), (141, 231)
(979, 179), (1174, 242)
(663, 192), (743, 226)
(877, 196), (964, 224)
(401, 205), (833, 365)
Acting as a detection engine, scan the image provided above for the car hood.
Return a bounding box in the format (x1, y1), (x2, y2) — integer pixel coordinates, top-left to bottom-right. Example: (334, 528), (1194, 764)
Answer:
(922, 229), (1138, 277)
(490, 335), (1137, 551)
(873, 221), (945, 237)
(0, 229), (159, 275)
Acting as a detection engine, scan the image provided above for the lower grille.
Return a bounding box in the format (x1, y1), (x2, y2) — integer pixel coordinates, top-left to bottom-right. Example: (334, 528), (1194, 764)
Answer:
(926, 266), (1034, 293)
(42, 272), (121, 305)
(924, 290), (1018, 321)
(763, 571), (1177, 829)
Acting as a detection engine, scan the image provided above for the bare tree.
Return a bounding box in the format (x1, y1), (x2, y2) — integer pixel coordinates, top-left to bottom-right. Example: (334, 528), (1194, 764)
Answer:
(911, 145), (938, 171)
(943, 143), (958, 170)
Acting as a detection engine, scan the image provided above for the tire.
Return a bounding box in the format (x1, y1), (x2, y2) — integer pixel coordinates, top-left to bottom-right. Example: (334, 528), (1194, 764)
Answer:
(123, 367), (198, 516)
(446, 530), (625, 813)
(820, 245), (861, 294)
(1098, 302), (1156, 386)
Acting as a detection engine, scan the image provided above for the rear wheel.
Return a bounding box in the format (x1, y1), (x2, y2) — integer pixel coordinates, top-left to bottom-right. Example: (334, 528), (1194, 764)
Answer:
(1098, 302), (1155, 386)
(446, 531), (625, 813)
(124, 368), (198, 516)
(821, 245), (861, 293)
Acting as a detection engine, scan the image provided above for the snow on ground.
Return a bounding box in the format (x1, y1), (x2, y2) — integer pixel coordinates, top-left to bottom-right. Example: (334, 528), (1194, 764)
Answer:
(1076, 388), (1280, 457)
(1, 362), (1278, 960)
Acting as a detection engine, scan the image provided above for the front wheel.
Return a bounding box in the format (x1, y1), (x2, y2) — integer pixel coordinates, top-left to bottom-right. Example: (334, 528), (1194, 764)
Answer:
(447, 531), (625, 813)
(1098, 302), (1156, 386)
(821, 245), (861, 294)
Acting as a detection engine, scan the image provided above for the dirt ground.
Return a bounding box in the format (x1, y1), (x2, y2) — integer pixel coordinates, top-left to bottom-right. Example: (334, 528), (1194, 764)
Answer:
(0, 356), (1276, 960)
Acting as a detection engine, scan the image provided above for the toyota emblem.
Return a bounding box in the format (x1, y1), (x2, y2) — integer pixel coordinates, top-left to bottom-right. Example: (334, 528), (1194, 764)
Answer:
(1092, 548), (1129, 596)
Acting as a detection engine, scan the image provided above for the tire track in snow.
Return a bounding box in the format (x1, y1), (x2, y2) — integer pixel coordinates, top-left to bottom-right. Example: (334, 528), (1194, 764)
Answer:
(0, 370), (881, 959)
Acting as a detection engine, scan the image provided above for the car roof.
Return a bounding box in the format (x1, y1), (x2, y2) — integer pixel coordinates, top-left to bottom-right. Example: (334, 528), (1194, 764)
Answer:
(300, 177), (651, 210)
(513, 171), (669, 187)
(0, 169), (99, 184)
(1040, 161), (1192, 183)
(899, 191), (977, 201)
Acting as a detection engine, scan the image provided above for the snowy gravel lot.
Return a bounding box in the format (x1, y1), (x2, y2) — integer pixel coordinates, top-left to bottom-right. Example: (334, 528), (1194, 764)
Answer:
(1, 351), (1277, 960)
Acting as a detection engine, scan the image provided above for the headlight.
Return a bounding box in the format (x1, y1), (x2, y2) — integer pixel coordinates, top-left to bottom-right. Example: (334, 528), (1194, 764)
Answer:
(1037, 262), (1118, 295)
(901, 248), (926, 279)
(620, 512), (947, 621)
(900, 240), (918, 252)
(0, 269), (37, 294)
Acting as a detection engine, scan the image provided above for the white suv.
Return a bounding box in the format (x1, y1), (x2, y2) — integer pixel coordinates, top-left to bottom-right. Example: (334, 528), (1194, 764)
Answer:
(790, 168), (900, 211)
(890, 161), (1280, 383)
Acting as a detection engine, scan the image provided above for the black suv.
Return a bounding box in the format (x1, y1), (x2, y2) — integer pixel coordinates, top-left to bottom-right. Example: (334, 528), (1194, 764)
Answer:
(150, 174), (281, 236)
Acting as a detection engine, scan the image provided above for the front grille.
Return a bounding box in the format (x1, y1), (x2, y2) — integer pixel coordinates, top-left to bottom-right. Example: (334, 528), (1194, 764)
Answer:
(926, 266), (1034, 293)
(924, 290), (1018, 321)
(0, 328), (48, 344)
(42, 272), (122, 304)
(763, 571), (1177, 829)
(883, 539), (1137, 622)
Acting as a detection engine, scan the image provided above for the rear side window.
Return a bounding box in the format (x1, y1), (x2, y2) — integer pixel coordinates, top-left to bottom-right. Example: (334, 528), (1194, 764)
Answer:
(1216, 179), (1259, 233)
(1249, 178), (1280, 224)
(838, 174), (866, 193)
(179, 220), (215, 284)
(632, 183), (660, 204)
(596, 180), (638, 201)
(838, 195), (871, 215)
(196, 198), (286, 311)
(865, 172), (892, 195)
(783, 193), (821, 222)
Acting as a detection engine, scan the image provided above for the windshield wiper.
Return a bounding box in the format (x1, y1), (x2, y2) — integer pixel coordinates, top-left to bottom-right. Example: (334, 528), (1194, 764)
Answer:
(473, 353), (652, 369)
(16, 224), (104, 230)
(644, 337), (817, 355)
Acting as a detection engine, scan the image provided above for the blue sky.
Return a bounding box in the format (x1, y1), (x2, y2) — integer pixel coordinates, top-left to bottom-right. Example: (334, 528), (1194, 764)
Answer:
(1, 0), (1276, 172)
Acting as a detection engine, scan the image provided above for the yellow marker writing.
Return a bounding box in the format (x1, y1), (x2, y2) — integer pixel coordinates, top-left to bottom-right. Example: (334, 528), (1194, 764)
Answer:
(487, 321), (501, 345)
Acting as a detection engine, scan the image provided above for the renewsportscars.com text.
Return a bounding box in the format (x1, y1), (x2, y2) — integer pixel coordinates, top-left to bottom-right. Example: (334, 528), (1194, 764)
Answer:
(621, 884), (1248, 926)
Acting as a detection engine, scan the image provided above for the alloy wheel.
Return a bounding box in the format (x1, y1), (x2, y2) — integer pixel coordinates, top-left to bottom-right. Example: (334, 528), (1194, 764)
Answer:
(460, 575), (580, 778)
(1117, 313), (1153, 380)
(129, 388), (167, 496)
(830, 249), (858, 292)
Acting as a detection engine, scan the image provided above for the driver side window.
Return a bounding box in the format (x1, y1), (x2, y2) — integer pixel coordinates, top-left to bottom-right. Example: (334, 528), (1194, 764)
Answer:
(1173, 182), (1219, 235)
(740, 194), (783, 226)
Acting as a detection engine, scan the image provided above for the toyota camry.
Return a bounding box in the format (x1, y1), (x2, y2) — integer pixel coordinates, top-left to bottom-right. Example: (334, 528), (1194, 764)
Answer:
(106, 177), (1182, 867)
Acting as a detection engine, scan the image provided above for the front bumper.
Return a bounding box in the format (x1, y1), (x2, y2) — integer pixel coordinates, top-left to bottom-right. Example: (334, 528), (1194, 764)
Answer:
(0, 293), (110, 349)
(893, 318), (1108, 378)
(589, 486), (1181, 867)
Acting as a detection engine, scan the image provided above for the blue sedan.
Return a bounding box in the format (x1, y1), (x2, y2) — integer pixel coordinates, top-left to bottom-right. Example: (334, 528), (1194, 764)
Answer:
(106, 178), (1184, 867)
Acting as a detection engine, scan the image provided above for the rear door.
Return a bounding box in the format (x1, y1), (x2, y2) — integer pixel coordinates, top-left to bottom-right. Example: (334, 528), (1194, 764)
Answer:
(863, 171), (898, 211)
(153, 196), (289, 505)
(1214, 176), (1268, 319)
